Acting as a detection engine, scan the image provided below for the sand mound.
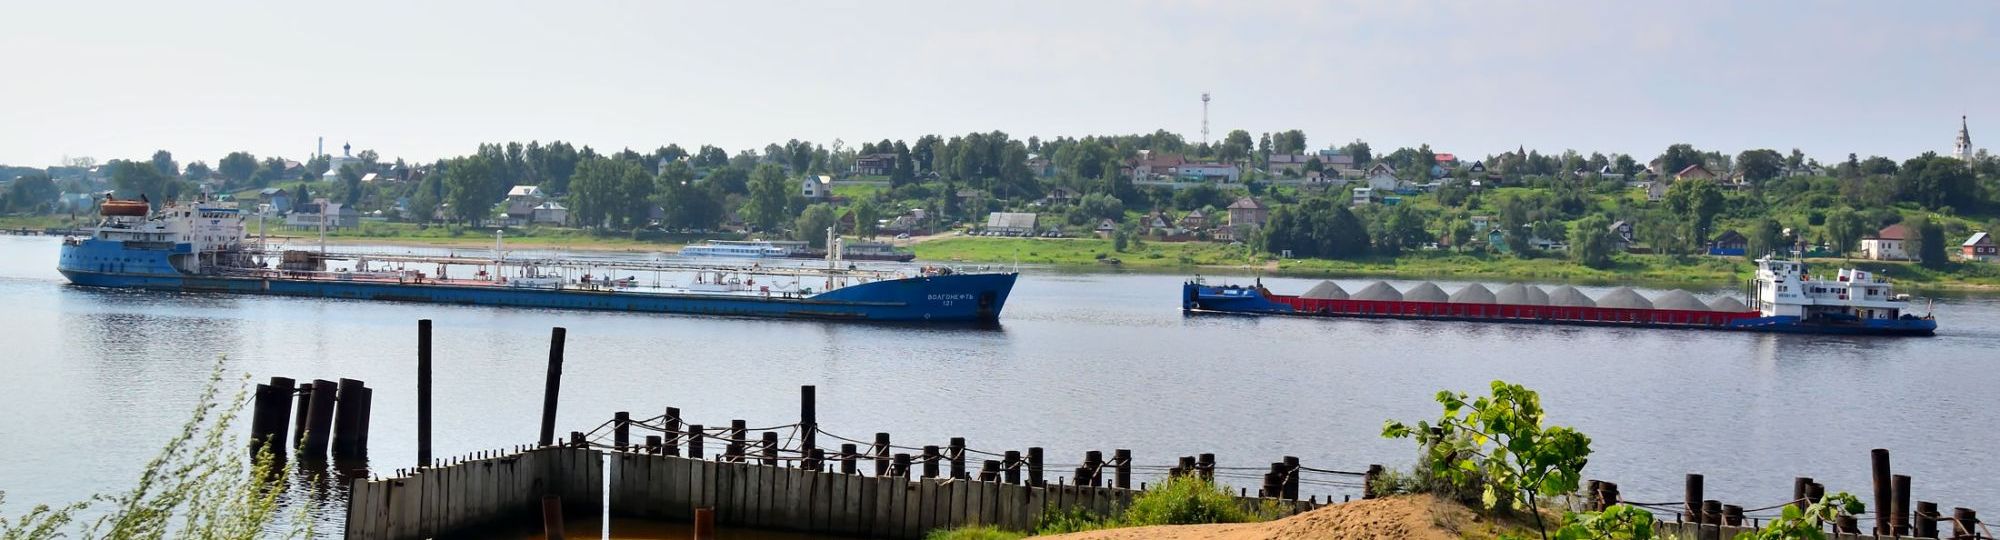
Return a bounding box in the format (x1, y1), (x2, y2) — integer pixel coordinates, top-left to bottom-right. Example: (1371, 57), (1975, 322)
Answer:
(1651, 289), (1709, 311)
(1403, 282), (1449, 302)
(1301, 281), (1349, 300)
(1040, 495), (1475, 540)
(1493, 284), (1546, 305)
(1707, 296), (1751, 312)
(1448, 283), (1496, 304)
(1546, 286), (1595, 307)
(1594, 287), (1653, 309)
(1352, 281), (1402, 301)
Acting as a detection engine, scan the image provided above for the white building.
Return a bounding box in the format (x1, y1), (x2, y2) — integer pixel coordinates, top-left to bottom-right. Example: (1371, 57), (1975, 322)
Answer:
(1859, 224), (1910, 261)
(801, 175), (832, 199)
(1956, 115), (1975, 162)
(532, 201), (568, 225)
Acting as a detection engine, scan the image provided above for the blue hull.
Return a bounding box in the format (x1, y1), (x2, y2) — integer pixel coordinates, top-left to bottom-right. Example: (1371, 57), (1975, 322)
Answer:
(59, 240), (1016, 323)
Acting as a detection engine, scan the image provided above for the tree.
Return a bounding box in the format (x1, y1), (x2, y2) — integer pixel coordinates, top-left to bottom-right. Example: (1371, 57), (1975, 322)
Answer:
(150, 150), (179, 178)
(1896, 153), (1977, 211)
(1220, 130), (1253, 163)
(111, 160), (171, 209)
(794, 203), (838, 247)
(1260, 197), (1370, 259)
(337, 165), (364, 207)
(218, 152), (257, 186)
(1303, 157), (1324, 175)
(304, 155), (330, 180)
(1908, 215), (1948, 269)
(1447, 219), (1474, 252)
(443, 155), (498, 225)
(1664, 178), (1724, 243)
(409, 172), (443, 222)
(1570, 215), (1616, 269)
(1746, 218), (1784, 258)
(1383, 381), (1592, 540)
(183, 161), (212, 182)
(744, 164), (792, 232)
(1787, 148), (1806, 170)
(1656, 144), (1704, 176)
(5, 173), (58, 212)
(616, 160), (655, 229)
(1272, 130), (1307, 155)
(1824, 208), (1866, 257)
(1341, 140), (1372, 165)
(852, 200), (881, 238)
(1735, 149), (1784, 184)
(1612, 154), (1637, 177)
(889, 141), (915, 187)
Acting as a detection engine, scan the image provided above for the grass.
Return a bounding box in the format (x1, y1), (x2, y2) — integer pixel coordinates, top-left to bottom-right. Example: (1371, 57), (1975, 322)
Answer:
(924, 475), (1278, 539)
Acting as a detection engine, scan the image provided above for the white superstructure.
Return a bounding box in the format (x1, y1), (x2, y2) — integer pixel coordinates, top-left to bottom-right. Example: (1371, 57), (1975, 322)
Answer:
(1752, 256), (1913, 321)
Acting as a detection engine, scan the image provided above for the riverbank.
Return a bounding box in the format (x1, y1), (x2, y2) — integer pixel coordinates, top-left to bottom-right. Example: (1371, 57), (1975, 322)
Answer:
(909, 236), (2000, 290)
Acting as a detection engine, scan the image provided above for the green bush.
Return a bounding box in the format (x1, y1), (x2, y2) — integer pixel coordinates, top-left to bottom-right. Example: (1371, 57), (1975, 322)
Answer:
(924, 524), (1026, 540)
(1033, 506), (1112, 535)
(1121, 475), (1272, 526)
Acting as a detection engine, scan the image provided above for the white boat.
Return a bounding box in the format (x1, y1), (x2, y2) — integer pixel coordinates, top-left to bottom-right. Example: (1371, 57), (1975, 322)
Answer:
(675, 240), (795, 259)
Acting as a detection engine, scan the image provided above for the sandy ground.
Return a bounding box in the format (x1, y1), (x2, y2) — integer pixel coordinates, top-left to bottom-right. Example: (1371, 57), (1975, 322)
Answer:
(1038, 495), (1504, 540)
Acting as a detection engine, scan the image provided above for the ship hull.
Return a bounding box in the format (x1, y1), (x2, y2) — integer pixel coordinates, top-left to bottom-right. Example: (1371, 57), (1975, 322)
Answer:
(1182, 283), (1936, 337)
(59, 240), (1016, 323)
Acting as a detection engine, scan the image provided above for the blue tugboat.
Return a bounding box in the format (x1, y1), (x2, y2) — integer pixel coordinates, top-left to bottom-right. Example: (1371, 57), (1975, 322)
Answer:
(60, 199), (1016, 323)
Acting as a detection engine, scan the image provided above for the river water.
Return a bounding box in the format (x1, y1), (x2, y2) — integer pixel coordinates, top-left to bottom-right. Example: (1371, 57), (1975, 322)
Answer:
(0, 235), (1994, 534)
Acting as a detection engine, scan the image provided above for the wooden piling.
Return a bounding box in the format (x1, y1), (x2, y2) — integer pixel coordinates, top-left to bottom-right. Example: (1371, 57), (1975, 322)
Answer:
(1364, 464), (1384, 499)
(728, 420), (746, 462)
(249, 377), (295, 457)
(1723, 504), (1744, 526)
(693, 507), (715, 540)
(1281, 456), (1299, 500)
(538, 327), (566, 447)
(921, 446), (939, 478)
(541, 495), (564, 540)
(979, 460), (999, 482)
(1027, 447), (1045, 487)
(1003, 451), (1021, 485)
(1915, 501), (1939, 538)
(840, 443), (858, 475)
(417, 319), (432, 467)
(800, 386), (817, 464)
(1872, 448), (1892, 535)
(892, 453), (911, 478)
(646, 435), (663, 454)
(1701, 500), (1721, 526)
(1199, 454), (1216, 482)
(331, 379), (367, 457)
(1262, 464), (1283, 498)
(664, 407), (681, 456)
(1114, 449), (1132, 490)
(293, 383), (315, 448)
(1892, 474), (1911, 535)
(1951, 508), (1977, 539)
(1793, 476), (1814, 511)
(873, 433), (890, 476)
(760, 432), (778, 466)
(303, 379), (338, 458)
(948, 437), (966, 479)
(1835, 515), (1859, 534)
(687, 423), (704, 459)
(1084, 451), (1102, 487)
(1806, 483), (1825, 510)
(613, 412), (630, 452)
(1175, 456), (1196, 478)
(1684, 474), (1704, 522)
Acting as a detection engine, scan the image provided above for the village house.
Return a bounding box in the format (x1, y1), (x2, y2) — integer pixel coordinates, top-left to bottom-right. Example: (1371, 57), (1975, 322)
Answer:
(1363, 162), (1402, 192)
(1127, 151), (1186, 180)
(1313, 150), (1358, 173)
(1265, 154), (1316, 176)
(285, 199), (359, 229)
(1708, 229), (1748, 257)
(1226, 197), (1267, 228)
(1039, 187), (1078, 206)
(1963, 232), (1997, 262)
(1176, 162), (1240, 183)
(1179, 208), (1208, 230)
(853, 153), (898, 176)
(531, 201), (568, 225)
(985, 212), (1037, 236)
(1351, 187), (1375, 207)
(257, 188), (291, 214)
(1469, 215), (1492, 232)
(1094, 218), (1118, 238)
(1025, 154), (1056, 177)
(801, 175), (832, 199)
(1608, 220), (1634, 249)
(1144, 210), (1177, 236)
(1860, 224), (1910, 261)
(1675, 164), (1717, 182)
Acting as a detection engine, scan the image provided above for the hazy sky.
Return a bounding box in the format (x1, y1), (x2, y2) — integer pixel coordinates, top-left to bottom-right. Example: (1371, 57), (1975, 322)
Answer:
(3, 0), (1995, 168)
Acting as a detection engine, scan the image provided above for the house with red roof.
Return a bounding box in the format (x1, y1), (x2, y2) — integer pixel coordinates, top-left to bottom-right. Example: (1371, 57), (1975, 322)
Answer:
(1963, 232), (1996, 262)
(1861, 224), (1910, 261)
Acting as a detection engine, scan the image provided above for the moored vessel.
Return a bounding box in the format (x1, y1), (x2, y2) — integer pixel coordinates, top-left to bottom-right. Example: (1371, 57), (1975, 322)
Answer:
(1182, 257), (1936, 336)
(58, 199), (1015, 323)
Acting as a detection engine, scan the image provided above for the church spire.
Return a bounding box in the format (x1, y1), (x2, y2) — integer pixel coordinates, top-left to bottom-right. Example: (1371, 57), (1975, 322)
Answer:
(1956, 115), (1974, 161)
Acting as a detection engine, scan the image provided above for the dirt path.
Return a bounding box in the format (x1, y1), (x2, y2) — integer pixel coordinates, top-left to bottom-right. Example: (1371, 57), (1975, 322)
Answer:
(1038, 495), (1517, 540)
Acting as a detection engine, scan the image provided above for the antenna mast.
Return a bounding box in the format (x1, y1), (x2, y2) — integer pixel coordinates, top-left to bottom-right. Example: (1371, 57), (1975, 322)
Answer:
(1200, 92), (1211, 146)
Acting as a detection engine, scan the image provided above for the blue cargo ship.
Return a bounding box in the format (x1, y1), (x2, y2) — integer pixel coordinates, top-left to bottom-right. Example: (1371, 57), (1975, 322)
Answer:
(1182, 257), (1935, 336)
(59, 200), (1016, 322)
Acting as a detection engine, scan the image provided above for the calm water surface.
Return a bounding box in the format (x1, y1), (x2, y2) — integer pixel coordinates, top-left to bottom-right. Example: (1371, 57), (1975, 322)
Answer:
(0, 235), (1995, 533)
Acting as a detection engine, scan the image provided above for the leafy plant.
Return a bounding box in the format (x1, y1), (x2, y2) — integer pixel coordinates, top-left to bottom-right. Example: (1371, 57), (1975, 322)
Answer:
(1033, 506), (1112, 535)
(924, 524), (1026, 540)
(1736, 493), (1864, 540)
(1120, 474), (1276, 527)
(1553, 504), (1655, 540)
(1384, 380), (1593, 540)
(0, 359), (314, 539)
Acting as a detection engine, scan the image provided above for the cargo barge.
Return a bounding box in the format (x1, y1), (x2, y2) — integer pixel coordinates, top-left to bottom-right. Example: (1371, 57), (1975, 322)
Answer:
(1183, 258), (1936, 336)
(59, 199), (1014, 322)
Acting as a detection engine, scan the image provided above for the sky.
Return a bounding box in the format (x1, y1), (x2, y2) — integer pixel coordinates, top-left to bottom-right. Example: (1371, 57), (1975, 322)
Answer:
(2, 0), (1995, 168)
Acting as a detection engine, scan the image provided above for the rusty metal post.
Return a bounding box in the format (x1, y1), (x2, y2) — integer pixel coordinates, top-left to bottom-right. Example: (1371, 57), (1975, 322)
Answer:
(302, 379), (338, 458)
(538, 327), (566, 447)
(416, 319), (432, 467)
